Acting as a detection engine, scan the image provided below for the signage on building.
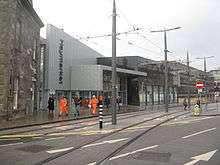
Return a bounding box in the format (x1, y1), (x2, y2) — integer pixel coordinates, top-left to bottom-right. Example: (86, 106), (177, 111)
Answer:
(58, 39), (64, 84)
(196, 81), (204, 89)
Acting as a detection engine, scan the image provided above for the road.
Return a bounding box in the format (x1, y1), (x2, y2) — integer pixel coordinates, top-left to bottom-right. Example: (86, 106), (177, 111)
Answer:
(0, 103), (220, 165)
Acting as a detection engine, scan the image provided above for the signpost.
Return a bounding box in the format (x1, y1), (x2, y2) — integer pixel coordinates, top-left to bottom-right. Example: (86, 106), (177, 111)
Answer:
(196, 81), (206, 110)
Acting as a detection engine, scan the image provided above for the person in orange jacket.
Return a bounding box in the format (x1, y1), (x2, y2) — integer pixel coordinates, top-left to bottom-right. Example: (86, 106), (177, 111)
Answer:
(89, 95), (99, 115)
(59, 96), (69, 116)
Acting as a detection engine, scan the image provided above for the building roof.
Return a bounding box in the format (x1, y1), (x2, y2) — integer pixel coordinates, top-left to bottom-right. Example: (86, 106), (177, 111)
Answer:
(19, 0), (44, 27)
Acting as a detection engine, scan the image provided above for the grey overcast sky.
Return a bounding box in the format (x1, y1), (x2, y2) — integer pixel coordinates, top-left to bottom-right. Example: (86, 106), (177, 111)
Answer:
(34, 0), (220, 71)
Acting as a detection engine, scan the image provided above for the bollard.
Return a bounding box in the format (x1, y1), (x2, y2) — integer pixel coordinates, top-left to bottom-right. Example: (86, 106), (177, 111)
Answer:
(99, 104), (103, 129)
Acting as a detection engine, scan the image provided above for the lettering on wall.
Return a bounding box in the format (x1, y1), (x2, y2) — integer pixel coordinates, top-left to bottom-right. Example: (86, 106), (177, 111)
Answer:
(58, 39), (64, 84)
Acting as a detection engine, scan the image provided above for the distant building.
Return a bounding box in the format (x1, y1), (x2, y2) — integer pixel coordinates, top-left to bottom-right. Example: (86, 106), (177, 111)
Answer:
(209, 69), (220, 97)
(0, 0), (43, 118)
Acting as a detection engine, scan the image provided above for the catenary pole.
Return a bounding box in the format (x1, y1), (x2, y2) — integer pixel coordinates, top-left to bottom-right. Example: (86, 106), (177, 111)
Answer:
(112, 0), (117, 125)
(187, 52), (191, 108)
(196, 56), (214, 111)
(151, 27), (181, 113)
(164, 30), (168, 112)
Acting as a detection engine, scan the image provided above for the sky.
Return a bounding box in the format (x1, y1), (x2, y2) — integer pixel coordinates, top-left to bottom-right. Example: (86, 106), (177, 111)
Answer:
(34, 0), (220, 71)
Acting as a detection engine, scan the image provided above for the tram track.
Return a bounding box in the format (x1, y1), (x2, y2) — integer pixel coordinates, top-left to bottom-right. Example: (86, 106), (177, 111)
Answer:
(0, 111), (146, 137)
(33, 110), (189, 165)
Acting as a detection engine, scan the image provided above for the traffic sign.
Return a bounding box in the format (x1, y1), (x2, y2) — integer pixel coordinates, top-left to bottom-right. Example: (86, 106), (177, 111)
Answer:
(196, 81), (204, 89)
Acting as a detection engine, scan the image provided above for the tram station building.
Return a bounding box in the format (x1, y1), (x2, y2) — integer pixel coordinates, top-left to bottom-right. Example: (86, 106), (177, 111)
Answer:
(41, 24), (210, 110)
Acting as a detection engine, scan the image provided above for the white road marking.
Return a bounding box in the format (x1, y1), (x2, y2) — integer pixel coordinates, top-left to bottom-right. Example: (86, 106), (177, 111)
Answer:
(82, 138), (128, 148)
(45, 137), (65, 141)
(75, 126), (94, 131)
(41, 125), (57, 128)
(182, 128), (216, 139)
(184, 150), (217, 165)
(0, 142), (23, 147)
(87, 162), (96, 165)
(55, 125), (76, 130)
(110, 145), (159, 160)
(46, 147), (74, 154)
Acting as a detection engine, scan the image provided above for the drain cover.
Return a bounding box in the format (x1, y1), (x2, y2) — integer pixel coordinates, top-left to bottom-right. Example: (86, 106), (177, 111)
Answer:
(17, 145), (52, 153)
(129, 151), (171, 162)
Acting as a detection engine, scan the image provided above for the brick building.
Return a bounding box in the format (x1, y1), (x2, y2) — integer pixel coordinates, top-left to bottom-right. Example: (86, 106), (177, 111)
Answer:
(0, 0), (43, 118)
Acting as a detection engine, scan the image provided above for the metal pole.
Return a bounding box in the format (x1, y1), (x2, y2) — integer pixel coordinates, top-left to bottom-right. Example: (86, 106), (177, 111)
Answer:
(204, 57), (208, 111)
(150, 27), (181, 113)
(112, 0), (117, 125)
(99, 104), (103, 129)
(164, 30), (169, 113)
(187, 52), (191, 108)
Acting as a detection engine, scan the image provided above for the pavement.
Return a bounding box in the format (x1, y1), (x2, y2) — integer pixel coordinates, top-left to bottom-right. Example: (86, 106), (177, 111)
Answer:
(0, 102), (219, 130)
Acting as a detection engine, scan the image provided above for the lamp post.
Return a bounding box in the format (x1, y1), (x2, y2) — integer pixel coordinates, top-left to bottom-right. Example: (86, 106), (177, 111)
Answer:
(151, 27), (181, 113)
(196, 56), (214, 110)
(112, 0), (117, 125)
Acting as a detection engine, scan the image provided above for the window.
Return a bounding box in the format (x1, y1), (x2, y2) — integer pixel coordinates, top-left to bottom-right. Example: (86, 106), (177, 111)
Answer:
(159, 86), (164, 104)
(33, 39), (37, 60)
(13, 77), (19, 110)
(153, 86), (159, 105)
(15, 20), (22, 49)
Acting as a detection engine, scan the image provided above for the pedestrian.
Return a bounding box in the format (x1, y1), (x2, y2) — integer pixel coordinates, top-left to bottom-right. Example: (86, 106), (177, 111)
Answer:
(196, 99), (201, 108)
(89, 95), (99, 115)
(116, 96), (122, 110)
(59, 96), (69, 117)
(74, 96), (81, 116)
(183, 98), (188, 110)
(98, 94), (104, 106)
(104, 96), (110, 109)
(47, 96), (55, 113)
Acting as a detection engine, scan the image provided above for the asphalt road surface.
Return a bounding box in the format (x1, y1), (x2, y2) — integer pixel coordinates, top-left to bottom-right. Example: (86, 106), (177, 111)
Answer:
(0, 103), (220, 165)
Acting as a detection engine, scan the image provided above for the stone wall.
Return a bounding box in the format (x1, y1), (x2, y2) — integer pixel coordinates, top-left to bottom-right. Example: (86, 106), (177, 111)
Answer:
(0, 0), (43, 117)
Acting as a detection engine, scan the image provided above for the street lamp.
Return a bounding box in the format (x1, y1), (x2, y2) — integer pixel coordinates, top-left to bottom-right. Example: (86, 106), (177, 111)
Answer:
(112, 0), (117, 125)
(195, 56), (214, 110)
(151, 27), (181, 113)
(195, 56), (214, 73)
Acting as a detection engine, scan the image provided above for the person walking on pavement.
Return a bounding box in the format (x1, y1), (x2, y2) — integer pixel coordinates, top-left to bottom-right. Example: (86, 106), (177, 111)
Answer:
(183, 98), (188, 110)
(59, 96), (69, 117)
(104, 96), (110, 109)
(74, 96), (81, 116)
(89, 95), (99, 115)
(116, 96), (122, 110)
(98, 94), (104, 106)
(47, 96), (55, 113)
(196, 99), (201, 108)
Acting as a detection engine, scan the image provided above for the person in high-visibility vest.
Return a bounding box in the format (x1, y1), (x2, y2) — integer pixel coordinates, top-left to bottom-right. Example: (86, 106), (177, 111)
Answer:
(59, 96), (69, 116)
(89, 95), (99, 115)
